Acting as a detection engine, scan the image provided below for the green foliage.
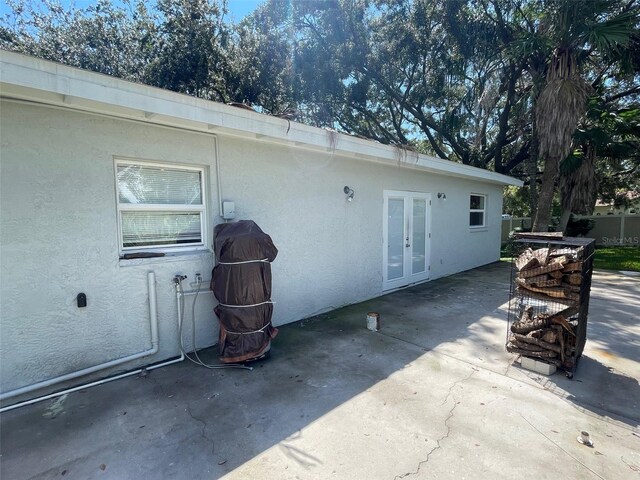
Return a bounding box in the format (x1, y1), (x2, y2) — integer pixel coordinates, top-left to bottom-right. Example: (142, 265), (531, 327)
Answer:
(1, 0), (638, 214)
(146, 0), (232, 101)
(530, 0), (640, 231)
(503, 185), (531, 217)
(230, 2), (300, 113)
(1, 0), (159, 81)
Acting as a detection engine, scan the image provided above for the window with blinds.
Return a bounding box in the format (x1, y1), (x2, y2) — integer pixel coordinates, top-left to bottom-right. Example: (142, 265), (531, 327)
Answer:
(116, 161), (206, 250)
(469, 194), (486, 228)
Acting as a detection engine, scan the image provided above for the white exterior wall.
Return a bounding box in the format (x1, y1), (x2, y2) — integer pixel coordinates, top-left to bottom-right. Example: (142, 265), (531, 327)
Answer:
(0, 102), (217, 394)
(0, 100), (502, 397)
(219, 137), (503, 325)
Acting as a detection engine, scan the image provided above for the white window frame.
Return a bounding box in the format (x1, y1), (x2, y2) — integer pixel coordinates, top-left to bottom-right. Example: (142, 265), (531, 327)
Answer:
(469, 193), (487, 228)
(115, 158), (208, 253)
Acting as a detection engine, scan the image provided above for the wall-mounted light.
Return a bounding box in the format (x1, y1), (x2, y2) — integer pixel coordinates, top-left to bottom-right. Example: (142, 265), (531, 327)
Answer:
(437, 192), (447, 200)
(344, 186), (355, 202)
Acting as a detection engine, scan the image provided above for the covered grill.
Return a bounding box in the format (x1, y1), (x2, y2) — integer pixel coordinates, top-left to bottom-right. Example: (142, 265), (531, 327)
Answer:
(211, 220), (278, 363)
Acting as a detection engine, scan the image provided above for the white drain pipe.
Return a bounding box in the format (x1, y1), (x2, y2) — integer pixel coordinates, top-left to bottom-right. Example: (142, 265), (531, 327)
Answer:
(0, 272), (163, 411)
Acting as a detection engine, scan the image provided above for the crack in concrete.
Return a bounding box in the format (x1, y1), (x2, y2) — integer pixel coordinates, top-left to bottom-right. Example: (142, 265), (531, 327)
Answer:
(186, 405), (216, 457)
(394, 369), (477, 479)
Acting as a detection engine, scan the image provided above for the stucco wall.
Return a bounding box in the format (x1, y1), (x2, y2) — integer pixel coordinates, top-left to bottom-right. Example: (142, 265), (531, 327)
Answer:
(0, 101), (217, 394)
(218, 137), (503, 325)
(1, 100), (503, 397)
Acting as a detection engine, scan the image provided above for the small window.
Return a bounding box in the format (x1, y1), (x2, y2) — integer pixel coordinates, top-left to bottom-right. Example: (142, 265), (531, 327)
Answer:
(116, 160), (206, 252)
(469, 194), (486, 227)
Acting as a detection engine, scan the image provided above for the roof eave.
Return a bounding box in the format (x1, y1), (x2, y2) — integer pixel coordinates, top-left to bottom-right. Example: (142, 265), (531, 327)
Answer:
(0, 51), (523, 187)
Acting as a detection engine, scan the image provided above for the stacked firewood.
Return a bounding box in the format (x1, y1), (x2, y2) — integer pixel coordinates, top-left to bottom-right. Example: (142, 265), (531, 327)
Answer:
(506, 247), (584, 367)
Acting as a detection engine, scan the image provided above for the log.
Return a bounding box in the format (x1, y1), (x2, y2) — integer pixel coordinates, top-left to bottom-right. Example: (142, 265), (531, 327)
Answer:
(518, 273), (549, 285)
(510, 340), (544, 352)
(532, 248), (550, 266)
(549, 270), (564, 279)
(551, 255), (568, 266)
(555, 305), (580, 318)
(513, 333), (562, 353)
(518, 262), (565, 278)
(561, 283), (581, 293)
(538, 329), (558, 344)
(511, 314), (549, 334)
(516, 279), (577, 299)
(506, 346), (561, 364)
(512, 308), (577, 336)
(565, 273), (582, 285)
(515, 287), (578, 308)
(550, 315), (576, 337)
(533, 278), (562, 287)
(562, 261), (583, 273)
(515, 248), (537, 271)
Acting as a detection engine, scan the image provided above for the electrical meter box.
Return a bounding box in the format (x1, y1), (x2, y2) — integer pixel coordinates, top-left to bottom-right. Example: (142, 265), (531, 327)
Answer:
(222, 201), (236, 220)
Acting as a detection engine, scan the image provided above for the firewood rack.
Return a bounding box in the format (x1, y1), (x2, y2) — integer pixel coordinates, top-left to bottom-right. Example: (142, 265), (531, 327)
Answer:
(506, 235), (595, 378)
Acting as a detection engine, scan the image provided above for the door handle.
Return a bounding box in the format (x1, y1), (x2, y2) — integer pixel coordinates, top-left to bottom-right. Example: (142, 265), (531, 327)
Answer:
(406, 237), (411, 248)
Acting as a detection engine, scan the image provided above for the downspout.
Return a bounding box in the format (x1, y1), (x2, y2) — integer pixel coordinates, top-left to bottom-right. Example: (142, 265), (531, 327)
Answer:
(0, 272), (161, 409)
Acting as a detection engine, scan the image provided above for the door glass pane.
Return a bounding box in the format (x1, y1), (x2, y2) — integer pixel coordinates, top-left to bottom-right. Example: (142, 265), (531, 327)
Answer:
(412, 198), (426, 274)
(387, 198), (404, 280)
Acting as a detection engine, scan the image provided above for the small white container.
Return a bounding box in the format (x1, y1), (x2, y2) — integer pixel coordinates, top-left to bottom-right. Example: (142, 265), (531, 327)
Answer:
(367, 312), (380, 331)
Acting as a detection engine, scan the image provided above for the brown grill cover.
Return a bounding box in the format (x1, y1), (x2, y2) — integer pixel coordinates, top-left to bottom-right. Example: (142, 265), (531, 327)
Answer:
(211, 221), (278, 363)
(211, 263), (272, 305)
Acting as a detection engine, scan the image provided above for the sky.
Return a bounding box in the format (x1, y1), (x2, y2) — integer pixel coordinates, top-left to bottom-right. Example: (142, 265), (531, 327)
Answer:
(0, 1), (266, 23)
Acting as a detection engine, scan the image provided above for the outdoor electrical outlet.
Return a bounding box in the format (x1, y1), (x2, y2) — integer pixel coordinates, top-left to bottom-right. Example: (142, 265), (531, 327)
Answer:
(195, 273), (202, 283)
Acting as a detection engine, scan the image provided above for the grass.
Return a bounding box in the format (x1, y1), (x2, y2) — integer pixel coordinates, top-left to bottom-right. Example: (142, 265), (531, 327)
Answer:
(593, 247), (640, 272)
(500, 244), (640, 272)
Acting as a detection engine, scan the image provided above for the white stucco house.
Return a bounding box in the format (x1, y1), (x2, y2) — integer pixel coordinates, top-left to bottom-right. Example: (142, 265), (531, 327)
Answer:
(0, 51), (522, 407)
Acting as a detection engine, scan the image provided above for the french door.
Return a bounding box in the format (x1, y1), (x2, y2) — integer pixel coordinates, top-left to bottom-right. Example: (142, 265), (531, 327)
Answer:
(383, 191), (431, 291)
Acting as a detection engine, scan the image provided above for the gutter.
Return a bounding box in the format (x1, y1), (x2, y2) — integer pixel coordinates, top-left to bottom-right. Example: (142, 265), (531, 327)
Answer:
(0, 50), (523, 187)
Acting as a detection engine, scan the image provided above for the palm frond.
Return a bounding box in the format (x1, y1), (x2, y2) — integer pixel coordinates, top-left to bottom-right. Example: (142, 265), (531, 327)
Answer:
(586, 9), (640, 53)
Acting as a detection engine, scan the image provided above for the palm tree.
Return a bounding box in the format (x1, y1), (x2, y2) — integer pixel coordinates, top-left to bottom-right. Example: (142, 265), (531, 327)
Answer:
(558, 145), (597, 231)
(558, 94), (640, 231)
(531, 0), (639, 232)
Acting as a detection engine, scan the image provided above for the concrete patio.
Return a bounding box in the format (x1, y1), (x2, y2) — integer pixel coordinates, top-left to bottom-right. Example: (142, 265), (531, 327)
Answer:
(1, 262), (638, 479)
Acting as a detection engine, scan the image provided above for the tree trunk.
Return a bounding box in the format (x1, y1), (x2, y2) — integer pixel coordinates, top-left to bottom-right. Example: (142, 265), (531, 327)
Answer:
(528, 111), (540, 219)
(532, 155), (558, 232)
(527, 141), (539, 219)
(559, 209), (572, 233)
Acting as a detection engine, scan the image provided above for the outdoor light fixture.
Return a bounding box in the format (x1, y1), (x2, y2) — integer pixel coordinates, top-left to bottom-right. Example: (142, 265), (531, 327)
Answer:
(437, 192), (447, 200)
(344, 186), (355, 202)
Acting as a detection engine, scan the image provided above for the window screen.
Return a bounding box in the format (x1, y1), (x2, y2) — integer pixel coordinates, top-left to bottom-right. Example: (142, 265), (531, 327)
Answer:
(470, 194), (486, 227)
(116, 161), (206, 251)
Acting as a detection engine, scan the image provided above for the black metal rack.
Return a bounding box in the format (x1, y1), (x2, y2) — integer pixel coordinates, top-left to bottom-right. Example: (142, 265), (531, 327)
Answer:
(506, 236), (595, 377)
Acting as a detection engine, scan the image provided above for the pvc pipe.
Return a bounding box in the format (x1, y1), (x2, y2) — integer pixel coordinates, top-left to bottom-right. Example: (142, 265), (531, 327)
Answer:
(0, 272), (160, 406)
(0, 277), (237, 413)
(148, 271), (159, 349)
(214, 136), (223, 217)
(181, 289), (214, 297)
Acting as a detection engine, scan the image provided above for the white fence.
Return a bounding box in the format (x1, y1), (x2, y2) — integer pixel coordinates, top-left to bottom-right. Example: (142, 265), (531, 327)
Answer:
(501, 214), (640, 246)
